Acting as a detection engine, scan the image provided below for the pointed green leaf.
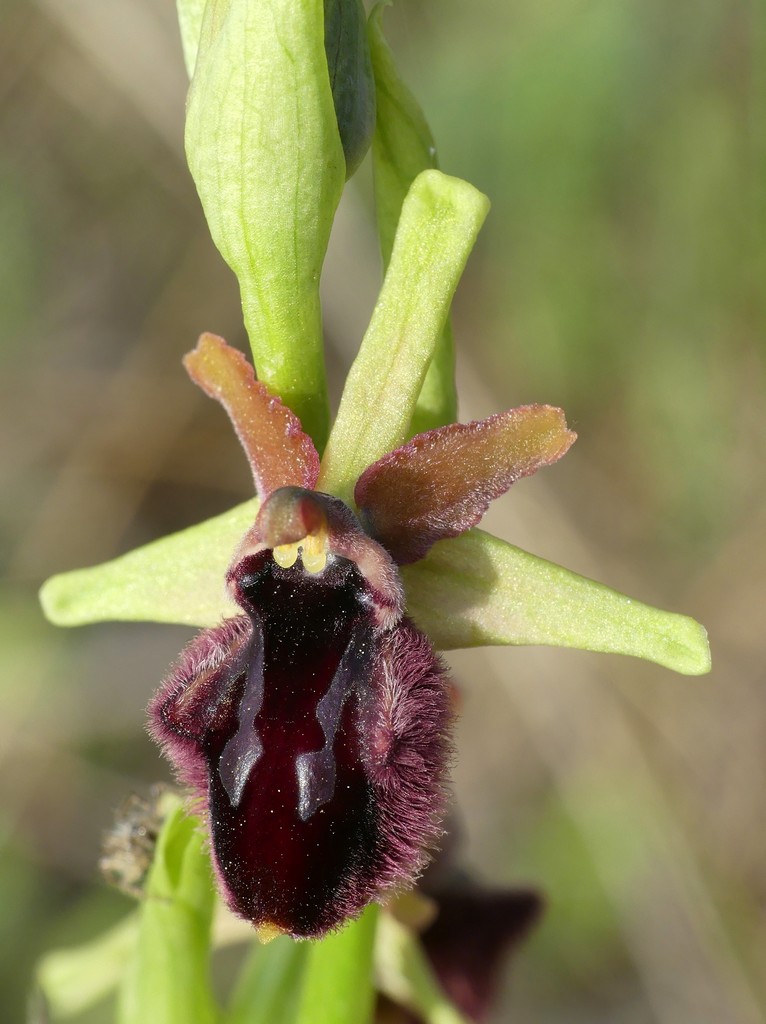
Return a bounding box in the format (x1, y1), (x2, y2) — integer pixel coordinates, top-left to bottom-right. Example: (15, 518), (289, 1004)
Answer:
(186, 0), (345, 447)
(368, 3), (457, 435)
(40, 501), (257, 628)
(319, 170), (489, 504)
(401, 529), (711, 675)
(118, 801), (218, 1024)
(227, 937), (308, 1024)
(176, 0), (206, 77)
(37, 913), (140, 1019)
(375, 914), (469, 1024)
(295, 906), (378, 1024)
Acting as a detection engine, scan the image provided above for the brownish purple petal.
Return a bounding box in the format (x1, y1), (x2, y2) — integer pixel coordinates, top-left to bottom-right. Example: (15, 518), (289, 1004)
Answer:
(355, 406), (576, 564)
(376, 880), (543, 1024)
(420, 883), (543, 1022)
(183, 333), (320, 500)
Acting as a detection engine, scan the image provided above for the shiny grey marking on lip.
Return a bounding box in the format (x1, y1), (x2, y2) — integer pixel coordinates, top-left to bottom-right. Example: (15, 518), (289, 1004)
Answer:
(296, 623), (373, 822)
(218, 617), (265, 807)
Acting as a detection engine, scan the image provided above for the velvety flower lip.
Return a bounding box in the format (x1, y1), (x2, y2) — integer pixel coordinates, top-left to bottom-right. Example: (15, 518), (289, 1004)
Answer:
(147, 334), (575, 939)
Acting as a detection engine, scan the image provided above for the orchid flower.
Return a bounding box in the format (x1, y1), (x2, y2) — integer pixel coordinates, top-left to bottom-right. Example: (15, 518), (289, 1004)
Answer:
(39, 282), (708, 940)
(36, 0), (710, 1018)
(142, 331), (573, 938)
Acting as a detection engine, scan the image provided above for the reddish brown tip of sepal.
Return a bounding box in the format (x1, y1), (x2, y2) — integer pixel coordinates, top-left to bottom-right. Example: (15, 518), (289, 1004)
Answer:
(184, 333), (320, 500)
(355, 406), (575, 564)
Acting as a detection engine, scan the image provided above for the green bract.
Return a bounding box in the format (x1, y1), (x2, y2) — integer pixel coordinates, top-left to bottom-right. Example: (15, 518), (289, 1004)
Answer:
(185, 0), (344, 447)
(227, 938), (307, 1024)
(318, 170), (489, 504)
(296, 907), (378, 1024)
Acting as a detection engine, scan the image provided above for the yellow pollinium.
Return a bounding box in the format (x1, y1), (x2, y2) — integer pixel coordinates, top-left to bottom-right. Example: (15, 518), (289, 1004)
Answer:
(272, 542), (300, 569)
(301, 532), (328, 574)
(272, 531), (328, 574)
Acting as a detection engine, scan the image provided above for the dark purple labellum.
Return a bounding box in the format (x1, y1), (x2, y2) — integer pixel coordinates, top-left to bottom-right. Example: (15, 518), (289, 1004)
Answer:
(149, 489), (452, 938)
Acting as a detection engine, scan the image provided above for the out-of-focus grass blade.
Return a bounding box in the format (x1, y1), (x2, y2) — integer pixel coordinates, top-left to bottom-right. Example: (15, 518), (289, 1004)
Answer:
(36, 913), (139, 1019)
(226, 937), (308, 1024)
(294, 906), (378, 1024)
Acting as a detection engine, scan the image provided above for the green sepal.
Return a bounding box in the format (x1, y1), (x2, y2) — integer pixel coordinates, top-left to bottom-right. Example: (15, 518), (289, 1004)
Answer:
(226, 937), (308, 1024)
(39, 500), (257, 628)
(319, 170), (489, 504)
(401, 528), (711, 675)
(117, 800), (218, 1024)
(185, 0), (345, 447)
(368, 3), (457, 435)
(294, 906), (378, 1024)
(40, 500), (710, 676)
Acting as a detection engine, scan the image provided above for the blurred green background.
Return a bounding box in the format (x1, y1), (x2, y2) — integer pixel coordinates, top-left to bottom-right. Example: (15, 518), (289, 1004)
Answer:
(1, 0), (765, 1021)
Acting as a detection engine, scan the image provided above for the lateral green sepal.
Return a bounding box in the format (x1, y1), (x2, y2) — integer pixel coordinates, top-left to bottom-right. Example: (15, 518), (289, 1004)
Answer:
(39, 501), (257, 628)
(401, 528), (711, 675)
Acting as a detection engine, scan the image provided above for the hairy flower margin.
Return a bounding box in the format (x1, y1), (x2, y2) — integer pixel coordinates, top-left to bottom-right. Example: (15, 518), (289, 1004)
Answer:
(38, 0), (711, 982)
